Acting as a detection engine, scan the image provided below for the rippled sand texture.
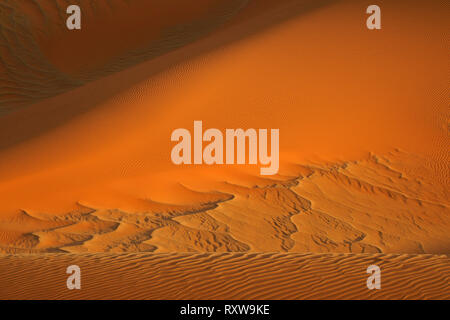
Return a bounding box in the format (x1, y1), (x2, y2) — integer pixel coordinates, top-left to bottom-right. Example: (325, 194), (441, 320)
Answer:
(1, 150), (448, 254)
(0, 253), (448, 299)
(0, 0), (448, 300)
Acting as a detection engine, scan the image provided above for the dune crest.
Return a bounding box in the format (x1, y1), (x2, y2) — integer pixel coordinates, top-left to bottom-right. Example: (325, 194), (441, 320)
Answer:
(0, 0), (249, 114)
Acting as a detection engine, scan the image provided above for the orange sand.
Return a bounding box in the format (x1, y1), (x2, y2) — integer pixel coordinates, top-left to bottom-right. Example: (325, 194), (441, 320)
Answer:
(0, 0), (448, 299)
(0, 253), (448, 300)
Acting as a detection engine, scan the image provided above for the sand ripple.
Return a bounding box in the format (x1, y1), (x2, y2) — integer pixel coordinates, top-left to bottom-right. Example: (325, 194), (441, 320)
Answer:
(0, 253), (448, 299)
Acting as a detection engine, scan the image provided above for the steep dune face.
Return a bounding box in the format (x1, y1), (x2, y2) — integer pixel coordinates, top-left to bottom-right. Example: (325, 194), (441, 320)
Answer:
(0, 0), (448, 258)
(0, 0), (76, 115)
(26, 0), (249, 78)
(1, 0), (332, 115)
(0, 0), (249, 114)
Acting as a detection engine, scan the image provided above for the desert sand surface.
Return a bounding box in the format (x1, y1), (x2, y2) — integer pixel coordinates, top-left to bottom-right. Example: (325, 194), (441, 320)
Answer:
(0, 0), (448, 299)
(0, 253), (448, 299)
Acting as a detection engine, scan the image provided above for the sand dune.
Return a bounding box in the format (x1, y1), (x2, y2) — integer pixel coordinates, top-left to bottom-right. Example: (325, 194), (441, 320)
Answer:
(0, 0), (448, 254)
(0, 253), (448, 300)
(0, 150), (448, 254)
(0, 0), (448, 299)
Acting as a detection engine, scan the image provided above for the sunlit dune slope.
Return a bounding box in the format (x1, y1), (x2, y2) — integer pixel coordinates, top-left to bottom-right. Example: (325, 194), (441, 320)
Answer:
(0, 253), (448, 299)
(0, 0), (448, 255)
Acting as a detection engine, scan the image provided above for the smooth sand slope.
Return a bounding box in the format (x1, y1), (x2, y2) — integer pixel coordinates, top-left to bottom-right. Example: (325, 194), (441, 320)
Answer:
(0, 0), (448, 299)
